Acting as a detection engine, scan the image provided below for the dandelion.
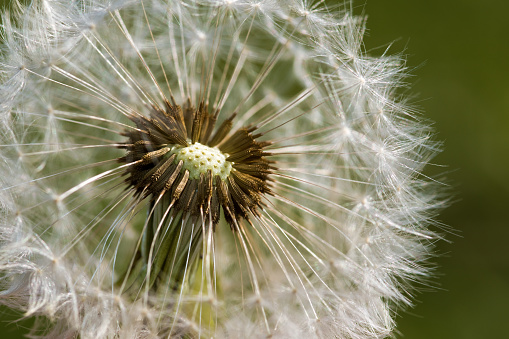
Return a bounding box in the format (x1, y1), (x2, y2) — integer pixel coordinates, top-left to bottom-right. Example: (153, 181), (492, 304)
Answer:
(0, 0), (446, 338)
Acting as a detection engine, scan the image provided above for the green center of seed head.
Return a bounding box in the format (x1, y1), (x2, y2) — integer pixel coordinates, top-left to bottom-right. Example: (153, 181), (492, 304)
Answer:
(171, 142), (233, 180)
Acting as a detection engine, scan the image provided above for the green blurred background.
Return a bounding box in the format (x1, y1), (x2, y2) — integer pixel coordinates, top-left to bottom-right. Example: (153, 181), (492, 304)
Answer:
(1, 0), (507, 338)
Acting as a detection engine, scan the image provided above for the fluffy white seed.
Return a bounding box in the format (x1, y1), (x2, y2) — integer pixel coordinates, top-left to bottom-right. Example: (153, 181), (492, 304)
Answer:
(0, 1), (446, 338)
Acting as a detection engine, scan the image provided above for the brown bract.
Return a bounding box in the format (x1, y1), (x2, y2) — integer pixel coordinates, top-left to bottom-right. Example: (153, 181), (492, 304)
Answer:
(118, 100), (275, 228)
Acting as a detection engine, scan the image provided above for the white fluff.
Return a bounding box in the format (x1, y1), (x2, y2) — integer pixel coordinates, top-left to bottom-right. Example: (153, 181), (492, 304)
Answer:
(0, 1), (446, 338)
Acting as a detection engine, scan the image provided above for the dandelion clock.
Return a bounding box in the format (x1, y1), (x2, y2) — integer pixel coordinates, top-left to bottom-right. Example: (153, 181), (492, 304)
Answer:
(0, 1), (446, 338)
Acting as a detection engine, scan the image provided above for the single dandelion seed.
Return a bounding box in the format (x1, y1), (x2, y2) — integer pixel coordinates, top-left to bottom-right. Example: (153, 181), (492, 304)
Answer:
(0, 1), (447, 338)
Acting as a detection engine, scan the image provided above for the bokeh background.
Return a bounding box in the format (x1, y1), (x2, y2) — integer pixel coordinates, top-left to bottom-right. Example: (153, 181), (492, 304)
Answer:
(1, 0), (507, 338)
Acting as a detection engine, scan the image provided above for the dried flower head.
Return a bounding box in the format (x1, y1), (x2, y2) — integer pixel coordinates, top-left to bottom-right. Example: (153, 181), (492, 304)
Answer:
(0, 0), (446, 338)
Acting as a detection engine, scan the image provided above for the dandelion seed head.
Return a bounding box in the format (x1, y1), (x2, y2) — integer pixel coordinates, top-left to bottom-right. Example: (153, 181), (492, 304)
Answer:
(0, 0), (447, 338)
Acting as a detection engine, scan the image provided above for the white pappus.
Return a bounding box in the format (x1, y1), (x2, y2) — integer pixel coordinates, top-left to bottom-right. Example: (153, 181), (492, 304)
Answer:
(0, 0), (447, 338)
